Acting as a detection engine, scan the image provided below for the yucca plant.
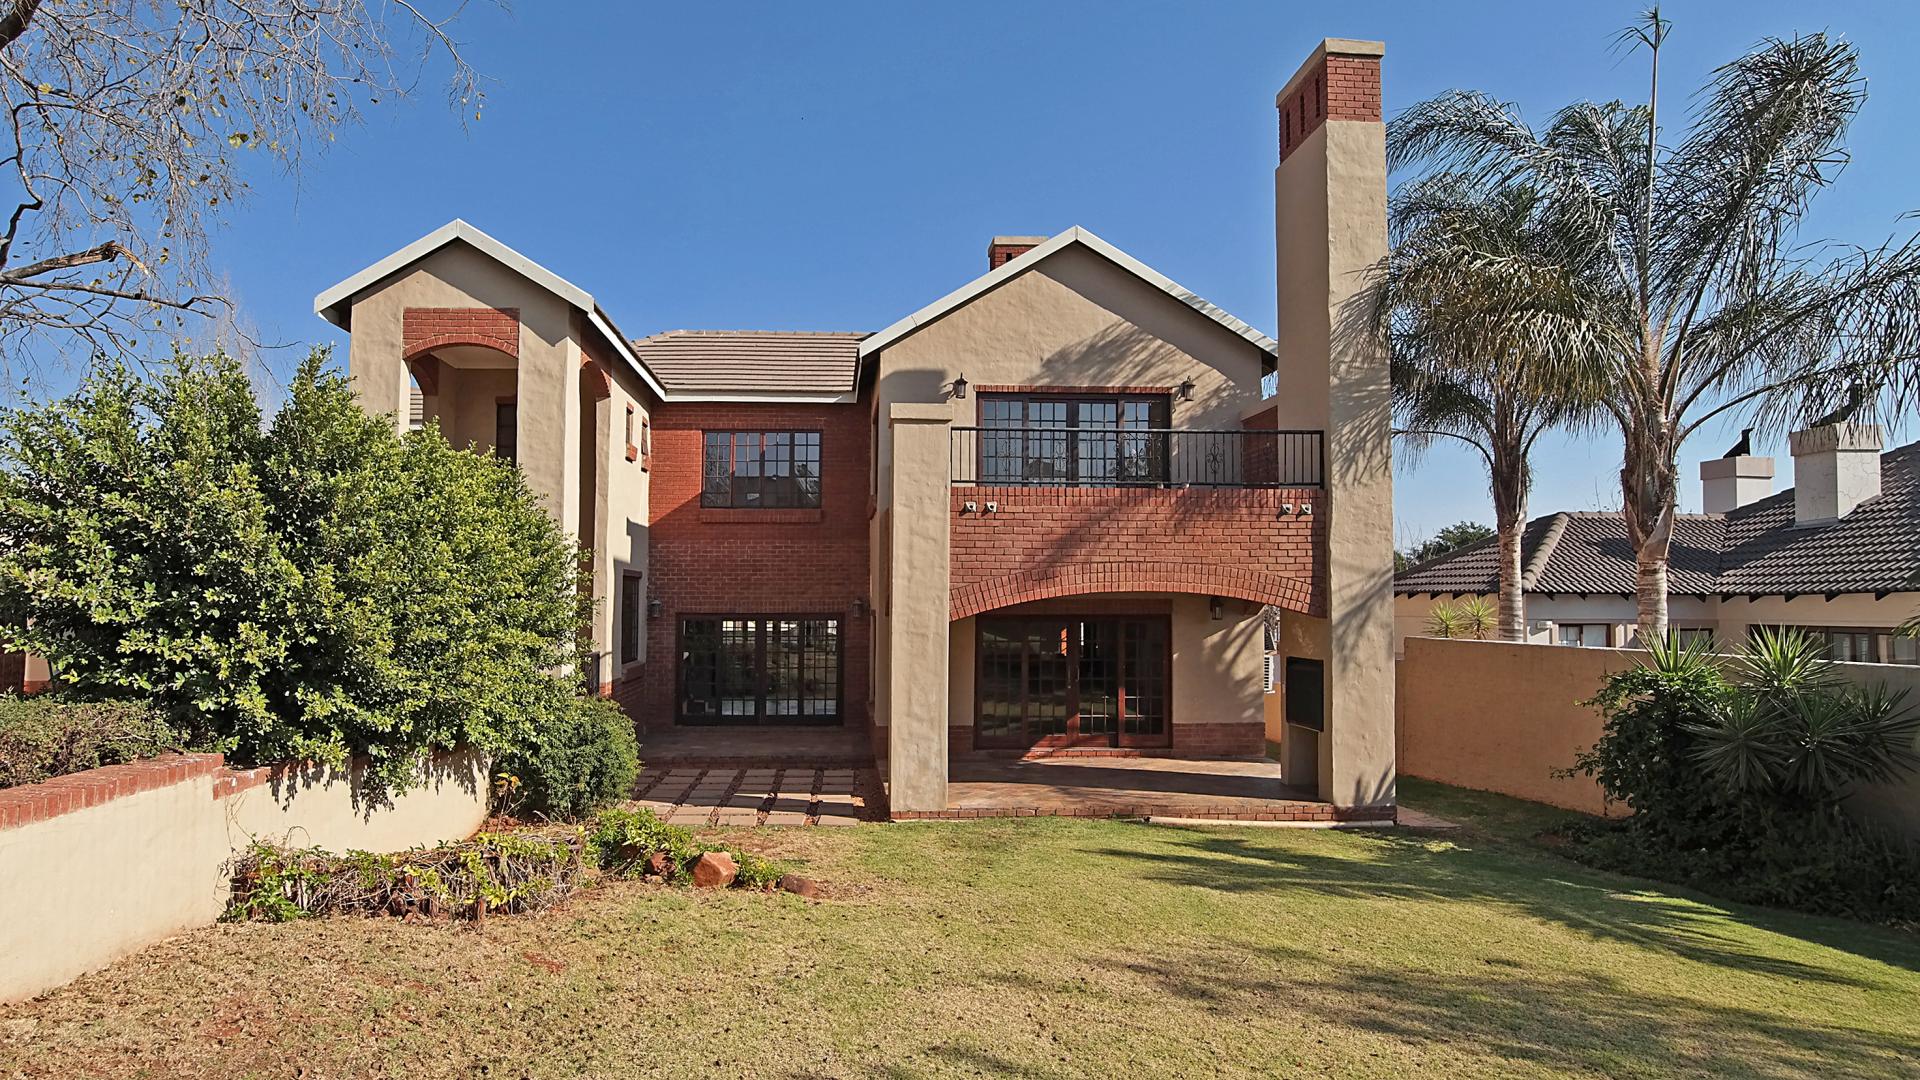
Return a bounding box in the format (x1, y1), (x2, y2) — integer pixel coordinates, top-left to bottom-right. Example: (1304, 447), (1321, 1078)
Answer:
(1425, 596), (1497, 640)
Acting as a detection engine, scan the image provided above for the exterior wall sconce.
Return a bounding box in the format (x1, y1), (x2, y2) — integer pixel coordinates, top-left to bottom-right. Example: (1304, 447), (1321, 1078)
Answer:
(1209, 596), (1224, 621)
(852, 596), (869, 617)
(1178, 378), (1195, 402)
(950, 374), (968, 399)
(647, 597), (663, 619)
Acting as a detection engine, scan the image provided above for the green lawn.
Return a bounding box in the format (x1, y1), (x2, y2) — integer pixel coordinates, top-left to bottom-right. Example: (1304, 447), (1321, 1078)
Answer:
(4, 782), (1917, 1079)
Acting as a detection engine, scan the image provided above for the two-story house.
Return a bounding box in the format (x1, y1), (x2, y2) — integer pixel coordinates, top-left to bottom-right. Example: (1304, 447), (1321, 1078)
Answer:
(311, 39), (1395, 818)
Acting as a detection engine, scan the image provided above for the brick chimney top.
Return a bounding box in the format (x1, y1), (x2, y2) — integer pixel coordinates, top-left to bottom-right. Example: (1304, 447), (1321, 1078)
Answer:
(988, 236), (1048, 270)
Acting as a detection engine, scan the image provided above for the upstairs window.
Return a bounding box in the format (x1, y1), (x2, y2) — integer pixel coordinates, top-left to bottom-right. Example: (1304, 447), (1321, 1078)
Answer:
(619, 571), (643, 666)
(979, 394), (1168, 485)
(701, 431), (822, 508)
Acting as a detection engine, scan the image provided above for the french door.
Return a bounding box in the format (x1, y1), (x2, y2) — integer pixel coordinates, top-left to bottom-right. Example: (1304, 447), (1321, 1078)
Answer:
(975, 616), (1170, 749)
(679, 616), (842, 725)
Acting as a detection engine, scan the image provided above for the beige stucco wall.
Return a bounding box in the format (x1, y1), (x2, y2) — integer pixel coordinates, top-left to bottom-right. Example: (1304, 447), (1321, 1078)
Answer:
(868, 242), (1273, 510)
(343, 242), (581, 528)
(1396, 637), (1630, 816)
(0, 750), (488, 1003)
(1274, 111), (1395, 809)
(1397, 636), (1920, 838)
(886, 405), (952, 811)
(1712, 593), (1920, 643)
(594, 356), (655, 681)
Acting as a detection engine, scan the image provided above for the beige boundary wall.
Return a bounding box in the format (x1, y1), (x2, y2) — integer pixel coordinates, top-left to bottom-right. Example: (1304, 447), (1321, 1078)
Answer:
(0, 749), (487, 1003)
(1397, 636), (1920, 836)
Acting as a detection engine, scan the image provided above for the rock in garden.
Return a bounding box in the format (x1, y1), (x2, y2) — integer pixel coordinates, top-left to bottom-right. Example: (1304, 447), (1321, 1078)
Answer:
(777, 874), (822, 899)
(690, 851), (737, 888)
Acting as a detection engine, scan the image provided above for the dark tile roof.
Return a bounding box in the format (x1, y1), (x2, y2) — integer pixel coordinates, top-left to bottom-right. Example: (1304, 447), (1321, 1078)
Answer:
(633, 330), (867, 395)
(1394, 441), (1920, 599)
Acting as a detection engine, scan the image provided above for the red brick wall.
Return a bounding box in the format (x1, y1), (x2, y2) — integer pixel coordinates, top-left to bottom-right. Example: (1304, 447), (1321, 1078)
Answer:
(621, 401), (872, 734)
(987, 242), (1040, 269)
(949, 486), (1324, 619)
(1277, 50), (1382, 162)
(401, 307), (520, 360)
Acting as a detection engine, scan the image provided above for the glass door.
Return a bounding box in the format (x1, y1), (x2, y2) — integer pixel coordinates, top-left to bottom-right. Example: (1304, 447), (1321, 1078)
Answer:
(974, 616), (1170, 749)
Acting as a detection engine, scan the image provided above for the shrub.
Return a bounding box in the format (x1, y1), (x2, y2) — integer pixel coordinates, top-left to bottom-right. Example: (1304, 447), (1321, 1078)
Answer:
(590, 805), (705, 878)
(497, 695), (640, 820)
(227, 829), (589, 922)
(0, 352), (594, 797)
(1425, 596), (1495, 639)
(0, 695), (182, 788)
(1566, 630), (1920, 921)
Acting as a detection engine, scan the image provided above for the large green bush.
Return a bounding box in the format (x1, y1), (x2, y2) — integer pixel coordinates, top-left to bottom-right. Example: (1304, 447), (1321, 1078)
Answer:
(0, 352), (606, 799)
(1568, 631), (1920, 921)
(0, 695), (182, 788)
(496, 694), (639, 820)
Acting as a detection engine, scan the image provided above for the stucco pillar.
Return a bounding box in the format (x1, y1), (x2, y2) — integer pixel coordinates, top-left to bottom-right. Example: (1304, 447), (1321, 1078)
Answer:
(886, 403), (952, 813)
(1274, 39), (1395, 809)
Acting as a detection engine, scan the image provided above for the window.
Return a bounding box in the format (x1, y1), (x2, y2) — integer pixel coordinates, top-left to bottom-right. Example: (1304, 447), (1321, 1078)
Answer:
(494, 401), (517, 465)
(680, 616), (841, 723)
(618, 571), (643, 666)
(979, 393), (1168, 486)
(701, 431), (821, 508)
(1557, 623), (1610, 648)
(625, 405), (638, 462)
(1754, 625), (1919, 665)
(640, 417), (652, 468)
(975, 616), (1169, 748)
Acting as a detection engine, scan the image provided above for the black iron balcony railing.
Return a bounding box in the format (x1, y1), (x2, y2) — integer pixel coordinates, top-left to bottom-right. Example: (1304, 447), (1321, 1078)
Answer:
(950, 426), (1323, 489)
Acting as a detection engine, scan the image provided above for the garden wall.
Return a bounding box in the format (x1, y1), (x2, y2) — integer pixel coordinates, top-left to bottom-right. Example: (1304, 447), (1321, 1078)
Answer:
(0, 749), (488, 1003)
(1396, 636), (1920, 836)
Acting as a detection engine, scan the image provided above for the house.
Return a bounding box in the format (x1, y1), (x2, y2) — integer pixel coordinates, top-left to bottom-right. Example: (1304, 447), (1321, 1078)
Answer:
(1394, 424), (1920, 661)
(311, 39), (1395, 817)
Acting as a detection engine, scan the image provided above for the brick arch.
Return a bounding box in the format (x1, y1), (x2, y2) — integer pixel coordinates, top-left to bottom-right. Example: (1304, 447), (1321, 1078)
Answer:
(950, 561), (1321, 621)
(401, 306), (520, 363)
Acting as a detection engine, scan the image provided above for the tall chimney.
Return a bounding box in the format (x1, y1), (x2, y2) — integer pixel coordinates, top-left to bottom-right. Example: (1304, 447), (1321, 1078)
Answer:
(987, 236), (1046, 270)
(1700, 454), (1774, 514)
(1789, 423), (1883, 525)
(1268, 38), (1390, 809)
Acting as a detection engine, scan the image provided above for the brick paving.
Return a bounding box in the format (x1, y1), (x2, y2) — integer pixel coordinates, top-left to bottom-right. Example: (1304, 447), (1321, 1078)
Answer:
(631, 766), (881, 826)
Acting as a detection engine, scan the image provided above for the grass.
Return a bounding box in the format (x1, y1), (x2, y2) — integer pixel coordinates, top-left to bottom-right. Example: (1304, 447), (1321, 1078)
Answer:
(4, 785), (1919, 1079)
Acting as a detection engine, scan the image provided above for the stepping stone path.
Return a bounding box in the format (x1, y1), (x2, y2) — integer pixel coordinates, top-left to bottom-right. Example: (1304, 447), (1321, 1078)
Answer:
(632, 766), (880, 826)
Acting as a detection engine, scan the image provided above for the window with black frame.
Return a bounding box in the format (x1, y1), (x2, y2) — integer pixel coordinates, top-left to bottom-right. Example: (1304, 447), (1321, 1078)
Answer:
(979, 394), (1167, 486)
(701, 431), (822, 508)
(494, 401), (517, 465)
(679, 616), (841, 724)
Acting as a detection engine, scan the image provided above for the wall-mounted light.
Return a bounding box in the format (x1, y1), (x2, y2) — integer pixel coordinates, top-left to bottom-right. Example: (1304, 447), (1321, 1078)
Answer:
(950, 374), (969, 399)
(647, 597), (663, 619)
(1209, 596), (1224, 621)
(852, 596), (869, 617)
(1178, 378), (1196, 402)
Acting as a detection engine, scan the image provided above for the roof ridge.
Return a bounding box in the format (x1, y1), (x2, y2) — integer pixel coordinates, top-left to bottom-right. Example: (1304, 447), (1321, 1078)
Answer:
(1520, 512), (1570, 590)
(637, 329), (870, 340)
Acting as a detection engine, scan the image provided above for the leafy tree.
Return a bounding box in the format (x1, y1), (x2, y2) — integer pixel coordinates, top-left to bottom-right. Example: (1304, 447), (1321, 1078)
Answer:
(1379, 178), (1608, 640)
(0, 0), (490, 368)
(0, 351), (594, 797)
(1397, 520), (1495, 571)
(1389, 13), (1920, 641)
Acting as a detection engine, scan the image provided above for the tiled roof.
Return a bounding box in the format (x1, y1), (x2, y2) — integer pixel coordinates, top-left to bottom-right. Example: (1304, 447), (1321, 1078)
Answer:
(633, 330), (867, 396)
(1395, 441), (1920, 599)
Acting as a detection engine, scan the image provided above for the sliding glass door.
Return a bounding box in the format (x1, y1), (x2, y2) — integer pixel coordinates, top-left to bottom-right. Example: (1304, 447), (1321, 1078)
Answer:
(680, 616), (842, 725)
(975, 616), (1169, 749)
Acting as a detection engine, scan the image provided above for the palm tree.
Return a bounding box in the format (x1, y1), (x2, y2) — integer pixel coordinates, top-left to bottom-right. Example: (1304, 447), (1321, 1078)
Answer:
(1379, 177), (1609, 641)
(1388, 13), (1920, 640)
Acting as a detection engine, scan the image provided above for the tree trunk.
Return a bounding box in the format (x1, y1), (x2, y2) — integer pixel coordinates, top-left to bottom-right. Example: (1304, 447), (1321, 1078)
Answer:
(1621, 420), (1678, 645)
(1489, 446), (1528, 643)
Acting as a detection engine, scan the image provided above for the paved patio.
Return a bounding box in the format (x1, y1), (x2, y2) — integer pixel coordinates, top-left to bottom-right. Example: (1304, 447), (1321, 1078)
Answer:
(636, 726), (871, 768)
(897, 756), (1388, 824)
(631, 766), (882, 826)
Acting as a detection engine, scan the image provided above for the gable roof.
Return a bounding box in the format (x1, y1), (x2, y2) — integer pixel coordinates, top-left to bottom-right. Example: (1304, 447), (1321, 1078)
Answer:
(856, 226), (1279, 361)
(1395, 441), (1920, 600)
(312, 219), (670, 400)
(633, 331), (866, 399)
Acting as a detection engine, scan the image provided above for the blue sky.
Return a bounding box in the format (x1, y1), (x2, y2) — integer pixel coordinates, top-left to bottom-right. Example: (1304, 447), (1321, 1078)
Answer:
(206, 1), (1919, 545)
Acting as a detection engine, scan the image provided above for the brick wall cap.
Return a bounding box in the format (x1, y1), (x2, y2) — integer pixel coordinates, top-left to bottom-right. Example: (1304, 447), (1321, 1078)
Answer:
(1277, 38), (1385, 104)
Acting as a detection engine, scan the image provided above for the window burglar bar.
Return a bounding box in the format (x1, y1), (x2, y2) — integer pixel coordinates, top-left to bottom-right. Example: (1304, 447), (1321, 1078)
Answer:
(949, 427), (1323, 488)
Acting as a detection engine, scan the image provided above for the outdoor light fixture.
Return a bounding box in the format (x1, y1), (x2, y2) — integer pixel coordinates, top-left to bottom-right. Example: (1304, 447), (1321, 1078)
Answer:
(1178, 377), (1196, 402)
(852, 596), (869, 617)
(647, 597), (663, 619)
(1209, 596), (1224, 621)
(950, 374), (968, 399)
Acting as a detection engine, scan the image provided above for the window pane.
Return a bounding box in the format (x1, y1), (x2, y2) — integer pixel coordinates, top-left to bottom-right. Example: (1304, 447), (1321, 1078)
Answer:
(794, 432), (821, 508)
(701, 431), (822, 508)
(495, 403), (517, 466)
(619, 574), (641, 665)
(1024, 401), (1068, 482)
(702, 433), (733, 507)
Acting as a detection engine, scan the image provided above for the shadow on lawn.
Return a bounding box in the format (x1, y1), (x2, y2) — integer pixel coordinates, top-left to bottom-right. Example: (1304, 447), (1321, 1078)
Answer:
(1093, 828), (1920, 985)
(1097, 939), (1920, 1079)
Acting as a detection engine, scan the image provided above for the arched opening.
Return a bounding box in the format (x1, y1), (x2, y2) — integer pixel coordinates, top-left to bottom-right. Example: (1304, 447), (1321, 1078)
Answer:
(405, 341), (519, 462)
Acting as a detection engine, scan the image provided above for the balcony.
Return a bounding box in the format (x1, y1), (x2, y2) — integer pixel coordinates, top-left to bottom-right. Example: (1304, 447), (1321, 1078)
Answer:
(944, 426), (1326, 620)
(949, 427), (1323, 489)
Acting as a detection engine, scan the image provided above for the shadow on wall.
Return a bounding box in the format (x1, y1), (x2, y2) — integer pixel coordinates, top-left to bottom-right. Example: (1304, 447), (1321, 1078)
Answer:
(248, 748), (485, 819)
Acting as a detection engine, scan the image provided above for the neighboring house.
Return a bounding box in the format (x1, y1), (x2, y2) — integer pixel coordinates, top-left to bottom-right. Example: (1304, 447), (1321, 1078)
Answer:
(1395, 425), (1920, 662)
(312, 39), (1395, 815)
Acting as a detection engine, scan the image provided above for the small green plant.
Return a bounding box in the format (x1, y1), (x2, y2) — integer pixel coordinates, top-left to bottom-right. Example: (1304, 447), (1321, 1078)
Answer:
(496, 695), (639, 821)
(589, 806), (703, 878)
(0, 695), (183, 788)
(1425, 596), (1496, 639)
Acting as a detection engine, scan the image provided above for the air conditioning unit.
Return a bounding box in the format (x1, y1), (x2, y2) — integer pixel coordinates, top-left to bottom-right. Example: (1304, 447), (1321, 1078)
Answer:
(1262, 653), (1276, 694)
